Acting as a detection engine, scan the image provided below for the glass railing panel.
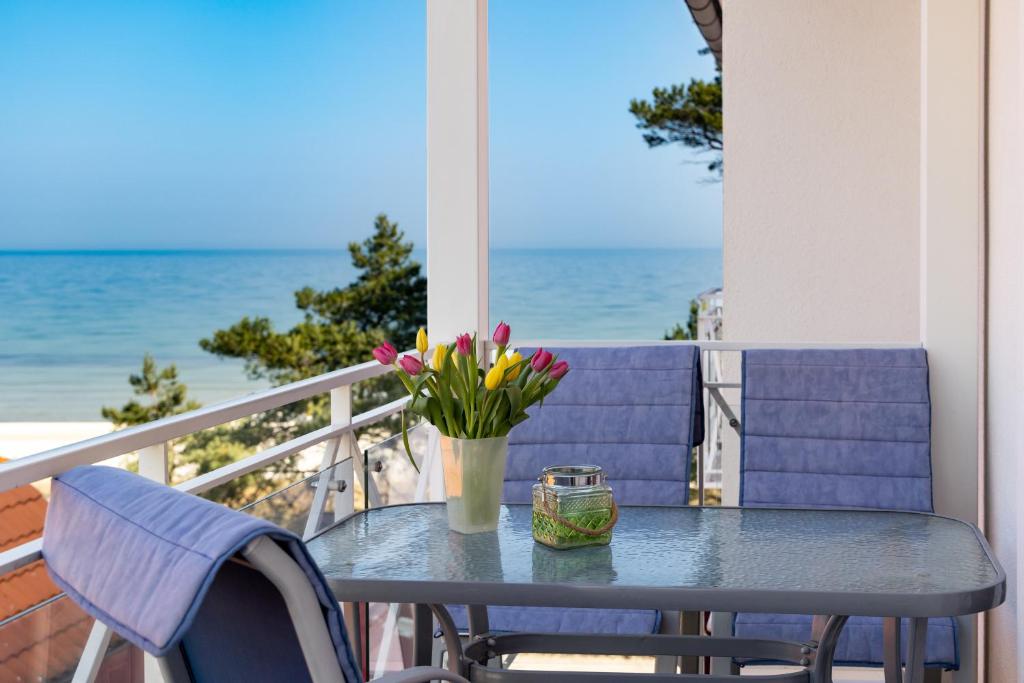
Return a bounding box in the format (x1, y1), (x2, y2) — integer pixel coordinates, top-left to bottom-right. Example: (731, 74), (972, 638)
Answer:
(240, 460), (351, 536)
(0, 591), (142, 683)
(364, 421), (430, 508)
(354, 421), (432, 678)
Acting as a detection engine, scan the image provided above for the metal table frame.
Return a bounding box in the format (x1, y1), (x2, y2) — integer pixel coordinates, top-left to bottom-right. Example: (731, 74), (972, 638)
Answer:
(309, 503), (1006, 683)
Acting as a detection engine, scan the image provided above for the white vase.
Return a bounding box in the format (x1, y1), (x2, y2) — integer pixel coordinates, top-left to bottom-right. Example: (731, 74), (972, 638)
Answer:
(439, 435), (509, 534)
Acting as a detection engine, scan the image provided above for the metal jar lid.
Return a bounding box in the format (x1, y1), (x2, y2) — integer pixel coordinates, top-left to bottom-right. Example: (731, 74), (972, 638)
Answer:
(538, 465), (606, 488)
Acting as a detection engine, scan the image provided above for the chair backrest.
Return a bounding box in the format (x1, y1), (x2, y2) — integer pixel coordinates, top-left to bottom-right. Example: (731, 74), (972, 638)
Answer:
(42, 466), (360, 683)
(504, 345), (703, 506)
(740, 348), (932, 512)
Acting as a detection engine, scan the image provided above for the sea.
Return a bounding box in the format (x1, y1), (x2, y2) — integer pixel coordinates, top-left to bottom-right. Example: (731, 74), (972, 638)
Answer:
(0, 249), (721, 421)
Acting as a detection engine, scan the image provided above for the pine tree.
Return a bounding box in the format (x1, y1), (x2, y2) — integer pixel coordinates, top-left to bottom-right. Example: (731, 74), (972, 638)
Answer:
(104, 214), (426, 506)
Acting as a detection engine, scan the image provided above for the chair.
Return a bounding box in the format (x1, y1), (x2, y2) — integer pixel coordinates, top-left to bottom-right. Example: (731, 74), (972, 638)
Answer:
(448, 345), (704, 645)
(42, 466), (467, 683)
(733, 348), (957, 676)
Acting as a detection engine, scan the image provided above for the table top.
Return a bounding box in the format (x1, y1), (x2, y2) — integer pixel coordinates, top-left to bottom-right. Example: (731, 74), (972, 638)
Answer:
(306, 503), (1005, 618)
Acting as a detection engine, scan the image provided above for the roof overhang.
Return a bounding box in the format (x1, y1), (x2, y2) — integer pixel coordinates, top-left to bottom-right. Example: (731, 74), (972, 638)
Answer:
(685, 0), (722, 67)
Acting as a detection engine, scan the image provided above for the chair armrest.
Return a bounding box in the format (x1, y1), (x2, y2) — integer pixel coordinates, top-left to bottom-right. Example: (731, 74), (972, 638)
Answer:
(375, 666), (470, 683)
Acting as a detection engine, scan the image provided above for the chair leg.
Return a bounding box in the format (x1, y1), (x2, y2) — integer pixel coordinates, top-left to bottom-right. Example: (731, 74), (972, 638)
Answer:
(681, 611), (701, 674)
(652, 610), (703, 673)
(653, 610), (681, 673)
(709, 611), (741, 676)
(883, 617), (902, 683)
(431, 634), (447, 669)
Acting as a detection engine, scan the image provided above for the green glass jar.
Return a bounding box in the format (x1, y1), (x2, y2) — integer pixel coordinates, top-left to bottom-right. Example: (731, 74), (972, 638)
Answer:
(532, 465), (618, 550)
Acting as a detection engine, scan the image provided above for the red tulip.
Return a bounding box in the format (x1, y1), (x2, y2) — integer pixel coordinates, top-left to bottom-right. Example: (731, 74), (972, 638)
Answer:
(372, 342), (398, 365)
(530, 348), (553, 372)
(455, 333), (473, 356)
(549, 360), (569, 380)
(398, 355), (424, 376)
(492, 321), (511, 346)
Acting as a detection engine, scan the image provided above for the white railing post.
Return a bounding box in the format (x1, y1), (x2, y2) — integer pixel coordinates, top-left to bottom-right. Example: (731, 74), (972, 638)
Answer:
(331, 386), (355, 518)
(138, 442), (169, 683)
(71, 621), (114, 683)
(303, 386), (354, 540)
(138, 443), (169, 484)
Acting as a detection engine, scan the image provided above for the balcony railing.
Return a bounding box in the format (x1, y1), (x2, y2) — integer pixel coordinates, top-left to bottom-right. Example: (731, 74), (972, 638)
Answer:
(0, 339), (919, 682)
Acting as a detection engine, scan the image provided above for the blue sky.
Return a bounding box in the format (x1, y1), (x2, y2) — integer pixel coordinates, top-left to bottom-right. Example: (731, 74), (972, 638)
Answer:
(0, 1), (721, 250)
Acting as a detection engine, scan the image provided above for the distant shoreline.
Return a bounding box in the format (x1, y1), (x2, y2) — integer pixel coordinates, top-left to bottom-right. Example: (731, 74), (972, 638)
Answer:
(0, 246), (724, 255)
(0, 248), (722, 421)
(0, 421), (113, 460)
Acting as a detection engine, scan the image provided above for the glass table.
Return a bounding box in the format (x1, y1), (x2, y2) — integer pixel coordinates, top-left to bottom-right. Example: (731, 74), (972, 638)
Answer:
(306, 503), (1005, 682)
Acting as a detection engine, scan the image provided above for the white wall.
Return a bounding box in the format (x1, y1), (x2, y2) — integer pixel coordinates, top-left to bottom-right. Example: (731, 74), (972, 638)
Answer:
(724, 2), (986, 680)
(723, 0), (921, 343)
(985, 0), (1023, 678)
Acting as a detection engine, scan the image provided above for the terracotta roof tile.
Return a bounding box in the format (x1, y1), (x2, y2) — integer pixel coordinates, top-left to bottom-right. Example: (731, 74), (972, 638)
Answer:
(0, 594), (92, 681)
(0, 457), (93, 680)
(0, 561), (60, 622)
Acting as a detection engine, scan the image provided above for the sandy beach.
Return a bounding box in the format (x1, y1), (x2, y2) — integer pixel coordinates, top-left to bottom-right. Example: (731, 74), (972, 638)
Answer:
(0, 422), (113, 460)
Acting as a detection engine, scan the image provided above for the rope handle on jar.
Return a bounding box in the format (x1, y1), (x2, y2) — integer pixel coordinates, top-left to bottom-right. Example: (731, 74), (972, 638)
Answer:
(539, 497), (619, 537)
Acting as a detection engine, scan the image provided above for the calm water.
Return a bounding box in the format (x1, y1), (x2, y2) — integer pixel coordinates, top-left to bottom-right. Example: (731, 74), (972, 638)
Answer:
(0, 249), (720, 420)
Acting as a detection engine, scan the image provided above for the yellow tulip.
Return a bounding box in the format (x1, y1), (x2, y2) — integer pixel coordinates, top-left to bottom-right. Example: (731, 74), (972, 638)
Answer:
(506, 351), (523, 380)
(485, 355), (509, 390)
(432, 343), (447, 371)
(416, 327), (428, 354)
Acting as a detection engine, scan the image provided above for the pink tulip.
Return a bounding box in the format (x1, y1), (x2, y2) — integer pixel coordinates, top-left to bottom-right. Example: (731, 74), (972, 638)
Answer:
(531, 348), (553, 372)
(372, 342), (398, 365)
(398, 355), (424, 376)
(455, 333), (473, 356)
(549, 360), (569, 380)
(492, 321), (511, 346)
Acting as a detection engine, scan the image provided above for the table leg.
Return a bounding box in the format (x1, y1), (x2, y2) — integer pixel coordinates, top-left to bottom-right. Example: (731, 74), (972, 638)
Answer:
(883, 617), (903, 683)
(904, 617), (929, 683)
(413, 604), (434, 667)
(342, 602), (368, 679)
(811, 615), (849, 683)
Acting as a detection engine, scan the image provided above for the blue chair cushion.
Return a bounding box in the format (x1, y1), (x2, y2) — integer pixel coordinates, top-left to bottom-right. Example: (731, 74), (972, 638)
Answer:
(42, 466), (361, 681)
(505, 345), (703, 506)
(446, 605), (661, 635)
(734, 613), (958, 670)
(740, 348), (932, 512)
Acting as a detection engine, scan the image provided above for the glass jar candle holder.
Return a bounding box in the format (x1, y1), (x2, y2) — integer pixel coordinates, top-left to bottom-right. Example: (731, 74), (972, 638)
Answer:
(532, 465), (618, 550)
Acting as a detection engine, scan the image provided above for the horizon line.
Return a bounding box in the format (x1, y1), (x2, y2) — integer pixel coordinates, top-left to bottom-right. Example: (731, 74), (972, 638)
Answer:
(0, 245), (724, 254)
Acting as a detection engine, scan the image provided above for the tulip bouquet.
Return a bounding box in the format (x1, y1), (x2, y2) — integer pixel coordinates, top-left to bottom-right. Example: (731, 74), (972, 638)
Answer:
(373, 322), (568, 532)
(372, 322), (569, 471)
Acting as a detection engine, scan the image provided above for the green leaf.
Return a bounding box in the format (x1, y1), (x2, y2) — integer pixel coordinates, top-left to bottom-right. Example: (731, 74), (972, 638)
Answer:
(505, 385), (522, 417)
(401, 411), (420, 473)
(427, 398), (445, 434)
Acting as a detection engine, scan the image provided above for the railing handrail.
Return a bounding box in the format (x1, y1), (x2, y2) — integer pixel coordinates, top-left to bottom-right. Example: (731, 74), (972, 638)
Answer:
(0, 355), (401, 493)
(0, 396), (410, 578)
(509, 339), (923, 351)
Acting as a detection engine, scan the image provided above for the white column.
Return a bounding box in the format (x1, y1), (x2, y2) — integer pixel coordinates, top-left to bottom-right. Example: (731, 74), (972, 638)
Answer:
(920, 1), (985, 681)
(426, 0), (489, 342)
(984, 0), (1023, 679)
